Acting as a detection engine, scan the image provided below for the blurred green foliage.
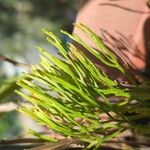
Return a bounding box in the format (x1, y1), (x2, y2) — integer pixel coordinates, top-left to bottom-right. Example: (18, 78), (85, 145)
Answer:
(0, 0), (79, 58)
(0, 77), (20, 103)
(0, 0), (80, 139)
(0, 111), (21, 138)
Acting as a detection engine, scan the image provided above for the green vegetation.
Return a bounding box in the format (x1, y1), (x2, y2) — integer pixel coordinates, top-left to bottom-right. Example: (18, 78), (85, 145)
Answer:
(0, 77), (20, 103)
(0, 0), (79, 139)
(0, 111), (21, 138)
(17, 24), (150, 149)
(0, 77), (21, 138)
(0, 0), (79, 58)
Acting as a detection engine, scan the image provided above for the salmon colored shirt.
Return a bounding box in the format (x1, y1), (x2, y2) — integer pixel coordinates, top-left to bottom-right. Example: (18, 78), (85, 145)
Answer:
(74, 0), (150, 73)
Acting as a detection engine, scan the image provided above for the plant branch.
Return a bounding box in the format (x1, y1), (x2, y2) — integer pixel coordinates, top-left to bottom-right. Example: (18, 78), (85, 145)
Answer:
(0, 138), (45, 144)
(0, 55), (30, 70)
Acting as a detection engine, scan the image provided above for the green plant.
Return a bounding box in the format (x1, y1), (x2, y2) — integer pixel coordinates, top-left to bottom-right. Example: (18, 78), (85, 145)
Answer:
(0, 77), (21, 103)
(16, 24), (150, 149)
(0, 76), (22, 138)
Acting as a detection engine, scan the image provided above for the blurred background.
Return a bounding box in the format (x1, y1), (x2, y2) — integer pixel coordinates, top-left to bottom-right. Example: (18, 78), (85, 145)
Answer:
(0, 0), (80, 139)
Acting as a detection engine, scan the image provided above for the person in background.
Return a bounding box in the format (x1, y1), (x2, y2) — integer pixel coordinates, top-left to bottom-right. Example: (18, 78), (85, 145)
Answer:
(73, 0), (150, 80)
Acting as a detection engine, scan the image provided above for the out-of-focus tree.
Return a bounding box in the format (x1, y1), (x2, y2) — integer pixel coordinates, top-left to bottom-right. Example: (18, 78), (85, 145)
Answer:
(0, 0), (79, 58)
(0, 0), (80, 139)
